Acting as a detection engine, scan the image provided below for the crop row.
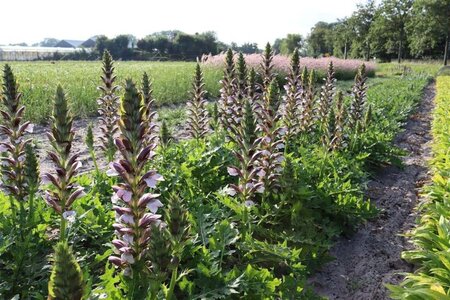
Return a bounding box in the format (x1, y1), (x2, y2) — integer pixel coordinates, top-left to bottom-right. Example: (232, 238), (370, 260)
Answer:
(0, 46), (431, 299)
(389, 74), (450, 299)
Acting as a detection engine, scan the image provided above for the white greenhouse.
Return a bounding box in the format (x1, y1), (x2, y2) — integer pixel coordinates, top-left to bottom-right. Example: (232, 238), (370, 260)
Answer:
(0, 46), (88, 61)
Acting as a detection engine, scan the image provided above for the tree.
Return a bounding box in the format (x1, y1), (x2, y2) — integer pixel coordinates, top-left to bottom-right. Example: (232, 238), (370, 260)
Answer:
(333, 18), (353, 59)
(40, 38), (59, 47)
(349, 0), (377, 60)
(370, 0), (413, 63)
(279, 34), (304, 55)
(408, 0), (450, 65)
(307, 22), (335, 57)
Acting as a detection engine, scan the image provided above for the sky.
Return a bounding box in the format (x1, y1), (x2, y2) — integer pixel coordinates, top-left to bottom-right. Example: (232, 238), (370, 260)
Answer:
(0, 0), (363, 47)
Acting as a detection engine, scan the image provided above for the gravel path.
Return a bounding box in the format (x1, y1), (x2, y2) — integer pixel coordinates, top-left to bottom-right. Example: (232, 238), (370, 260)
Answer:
(308, 82), (435, 299)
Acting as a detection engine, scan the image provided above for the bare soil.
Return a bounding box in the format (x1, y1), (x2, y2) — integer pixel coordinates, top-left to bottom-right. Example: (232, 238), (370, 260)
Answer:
(308, 82), (435, 299)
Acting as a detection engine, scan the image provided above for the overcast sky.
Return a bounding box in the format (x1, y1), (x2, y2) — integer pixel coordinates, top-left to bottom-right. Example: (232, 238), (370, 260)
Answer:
(1, 0), (363, 47)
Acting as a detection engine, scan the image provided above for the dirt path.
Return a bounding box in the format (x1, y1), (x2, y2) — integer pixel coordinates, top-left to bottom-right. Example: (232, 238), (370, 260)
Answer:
(309, 82), (435, 299)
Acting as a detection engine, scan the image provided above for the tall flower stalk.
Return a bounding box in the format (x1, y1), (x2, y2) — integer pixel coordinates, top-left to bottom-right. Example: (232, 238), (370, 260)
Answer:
(255, 79), (285, 191)
(349, 64), (367, 132)
(97, 50), (120, 162)
(226, 98), (263, 238)
(299, 69), (316, 134)
(186, 63), (209, 140)
(0, 64), (33, 204)
(142, 72), (158, 147)
(261, 43), (275, 90)
(219, 49), (237, 129)
(43, 86), (85, 241)
(329, 91), (346, 151)
(317, 62), (336, 146)
(282, 49), (301, 143)
(107, 79), (164, 295)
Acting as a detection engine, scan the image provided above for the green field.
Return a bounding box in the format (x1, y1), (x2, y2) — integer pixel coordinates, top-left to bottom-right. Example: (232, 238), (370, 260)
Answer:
(7, 61), (222, 123)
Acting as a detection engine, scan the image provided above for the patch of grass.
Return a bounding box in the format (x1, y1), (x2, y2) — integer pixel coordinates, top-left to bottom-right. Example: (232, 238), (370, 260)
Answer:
(5, 61), (222, 123)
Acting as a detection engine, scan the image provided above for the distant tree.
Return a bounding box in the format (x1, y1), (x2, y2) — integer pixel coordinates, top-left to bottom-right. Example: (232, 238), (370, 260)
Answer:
(370, 0), (413, 63)
(231, 42), (259, 54)
(307, 22), (335, 56)
(279, 34), (304, 55)
(407, 0), (450, 65)
(40, 38), (59, 47)
(348, 0), (377, 60)
(95, 35), (109, 55)
(137, 30), (219, 60)
(333, 18), (353, 59)
(273, 38), (282, 53)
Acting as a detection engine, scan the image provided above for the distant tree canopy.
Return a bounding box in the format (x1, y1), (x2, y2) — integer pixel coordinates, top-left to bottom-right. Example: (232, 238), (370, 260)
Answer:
(231, 42), (259, 54)
(136, 31), (222, 60)
(273, 34), (304, 55)
(303, 0), (450, 64)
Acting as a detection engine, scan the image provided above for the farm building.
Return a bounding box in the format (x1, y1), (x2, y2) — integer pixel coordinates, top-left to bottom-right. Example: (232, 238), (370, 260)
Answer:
(0, 46), (86, 61)
(55, 37), (97, 48)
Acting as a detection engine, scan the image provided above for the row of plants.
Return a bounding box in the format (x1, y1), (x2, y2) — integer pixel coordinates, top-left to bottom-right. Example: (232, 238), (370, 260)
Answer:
(203, 52), (376, 81)
(0, 46), (430, 299)
(389, 74), (450, 299)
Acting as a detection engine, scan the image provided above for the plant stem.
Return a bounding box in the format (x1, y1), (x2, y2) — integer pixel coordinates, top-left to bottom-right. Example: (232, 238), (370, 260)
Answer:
(166, 266), (178, 300)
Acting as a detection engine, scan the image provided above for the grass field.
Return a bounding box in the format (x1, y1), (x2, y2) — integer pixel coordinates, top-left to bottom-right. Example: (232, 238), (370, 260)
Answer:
(7, 61), (223, 123)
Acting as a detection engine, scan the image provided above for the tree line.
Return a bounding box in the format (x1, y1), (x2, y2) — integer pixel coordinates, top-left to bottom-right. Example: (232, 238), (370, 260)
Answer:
(305, 0), (450, 64)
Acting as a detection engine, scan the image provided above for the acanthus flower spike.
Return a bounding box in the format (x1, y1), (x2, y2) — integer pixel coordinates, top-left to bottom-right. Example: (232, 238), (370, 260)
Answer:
(97, 50), (120, 162)
(186, 63), (209, 140)
(0, 64), (33, 201)
(108, 78), (164, 278)
(43, 85), (84, 240)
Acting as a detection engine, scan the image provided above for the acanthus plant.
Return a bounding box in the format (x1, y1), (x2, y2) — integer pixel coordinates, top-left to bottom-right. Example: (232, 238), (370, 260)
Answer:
(282, 48), (301, 144)
(349, 64), (367, 133)
(236, 52), (248, 102)
(186, 63), (209, 140)
(317, 61), (336, 146)
(329, 91), (347, 151)
(42, 85), (85, 241)
(255, 79), (285, 191)
(219, 49), (237, 129)
(260, 43), (275, 90)
(226, 97), (263, 237)
(0, 64), (34, 205)
(141, 72), (159, 148)
(97, 50), (120, 163)
(247, 67), (259, 102)
(107, 79), (165, 296)
(298, 69), (316, 134)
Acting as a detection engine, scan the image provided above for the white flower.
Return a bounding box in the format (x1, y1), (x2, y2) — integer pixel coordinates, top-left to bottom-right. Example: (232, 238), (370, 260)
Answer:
(62, 210), (76, 223)
(225, 186), (236, 196)
(147, 199), (163, 213)
(106, 163), (119, 177)
(121, 253), (135, 264)
(256, 185), (265, 194)
(120, 214), (135, 225)
(276, 143), (285, 150)
(18, 155), (25, 162)
(116, 189), (132, 203)
(25, 123), (34, 133)
(244, 200), (255, 207)
(144, 173), (164, 188)
(111, 193), (119, 204)
(122, 234), (134, 245)
(257, 169), (266, 177)
(227, 167), (239, 176)
(74, 161), (83, 171)
(0, 144), (8, 153)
